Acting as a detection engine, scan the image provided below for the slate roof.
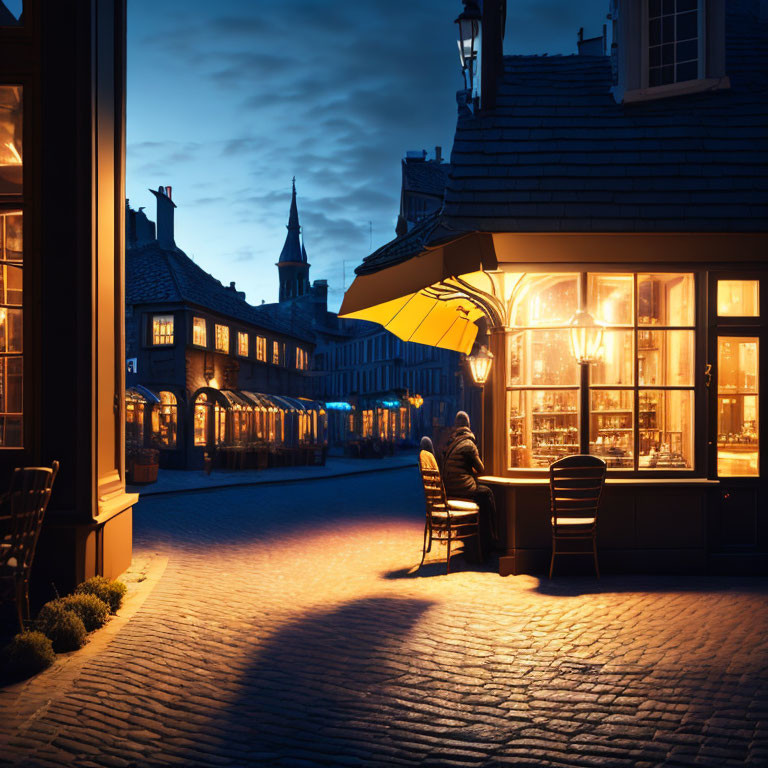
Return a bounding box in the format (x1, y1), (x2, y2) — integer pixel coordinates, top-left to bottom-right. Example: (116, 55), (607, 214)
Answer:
(357, 0), (768, 276)
(403, 160), (449, 197)
(126, 243), (315, 343)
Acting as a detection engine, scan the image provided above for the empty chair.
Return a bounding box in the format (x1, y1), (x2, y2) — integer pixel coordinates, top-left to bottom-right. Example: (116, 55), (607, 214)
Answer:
(418, 450), (480, 574)
(0, 462), (60, 630)
(549, 455), (606, 579)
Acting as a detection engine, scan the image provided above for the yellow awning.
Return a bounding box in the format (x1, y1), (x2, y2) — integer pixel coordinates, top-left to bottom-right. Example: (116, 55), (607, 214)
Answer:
(339, 233), (497, 355)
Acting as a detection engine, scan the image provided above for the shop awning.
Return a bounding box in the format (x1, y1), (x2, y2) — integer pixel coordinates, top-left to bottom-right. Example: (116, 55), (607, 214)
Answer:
(238, 391), (277, 411)
(339, 233), (498, 355)
(126, 386), (160, 405)
(270, 395), (306, 412)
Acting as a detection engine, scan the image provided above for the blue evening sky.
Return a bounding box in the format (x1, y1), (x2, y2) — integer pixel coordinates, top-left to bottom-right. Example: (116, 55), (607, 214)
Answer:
(127, 0), (608, 310)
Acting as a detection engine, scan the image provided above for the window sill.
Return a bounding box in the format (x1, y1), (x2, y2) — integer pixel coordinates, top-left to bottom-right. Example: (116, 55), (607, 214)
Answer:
(618, 76), (730, 104)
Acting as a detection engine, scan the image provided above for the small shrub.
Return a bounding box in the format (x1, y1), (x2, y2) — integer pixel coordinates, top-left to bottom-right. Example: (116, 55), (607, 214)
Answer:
(1, 631), (55, 680)
(59, 593), (110, 632)
(35, 601), (87, 652)
(75, 576), (127, 613)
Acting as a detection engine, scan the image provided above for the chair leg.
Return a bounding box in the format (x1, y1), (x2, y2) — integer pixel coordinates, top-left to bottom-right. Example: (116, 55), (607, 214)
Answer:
(446, 535), (451, 575)
(592, 535), (600, 579)
(419, 521), (429, 567)
(549, 536), (556, 579)
(475, 527), (482, 563)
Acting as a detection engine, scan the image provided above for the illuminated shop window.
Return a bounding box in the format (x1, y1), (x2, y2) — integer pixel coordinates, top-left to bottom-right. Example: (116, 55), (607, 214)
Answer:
(0, 86), (22, 195)
(256, 335), (266, 362)
(215, 324), (229, 353)
(0, 85), (23, 447)
(718, 281), (759, 317)
(272, 340), (284, 365)
(362, 409), (373, 438)
(717, 337), (759, 477)
(237, 331), (248, 357)
(151, 391), (177, 448)
(152, 314), (174, 345)
(194, 392), (209, 446)
(296, 347), (309, 370)
(192, 317), (207, 347)
(506, 272), (695, 470)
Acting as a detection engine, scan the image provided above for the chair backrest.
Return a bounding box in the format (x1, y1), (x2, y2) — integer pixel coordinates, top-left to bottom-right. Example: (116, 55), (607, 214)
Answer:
(0, 461), (59, 573)
(549, 454), (606, 522)
(419, 449), (448, 519)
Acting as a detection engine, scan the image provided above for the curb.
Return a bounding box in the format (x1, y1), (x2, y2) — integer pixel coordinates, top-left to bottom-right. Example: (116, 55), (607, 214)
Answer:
(130, 461), (416, 499)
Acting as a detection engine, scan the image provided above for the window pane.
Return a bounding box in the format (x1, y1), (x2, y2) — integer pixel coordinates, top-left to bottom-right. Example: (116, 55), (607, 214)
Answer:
(639, 390), (693, 469)
(509, 273), (579, 327)
(152, 392), (177, 448)
(717, 337), (759, 477)
(589, 390), (634, 468)
(718, 280), (759, 317)
(1, 211), (22, 261)
(215, 324), (229, 352)
(592, 330), (634, 386)
(588, 274), (633, 326)
(0, 86), (22, 195)
(508, 330), (578, 386)
(637, 273), (694, 326)
(638, 330), (694, 386)
(238, 332), (248, 356)
(508, 389), (579, 469)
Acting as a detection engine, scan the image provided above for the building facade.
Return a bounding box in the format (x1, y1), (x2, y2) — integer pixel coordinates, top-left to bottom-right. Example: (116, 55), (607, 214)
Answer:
(1, 1), (133, 595)
(125, 189), (323, 470)
(342, 0), (768, 574)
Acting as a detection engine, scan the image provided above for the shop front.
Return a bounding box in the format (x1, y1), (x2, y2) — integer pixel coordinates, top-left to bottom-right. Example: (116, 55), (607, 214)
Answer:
(341, 233), (767, 574)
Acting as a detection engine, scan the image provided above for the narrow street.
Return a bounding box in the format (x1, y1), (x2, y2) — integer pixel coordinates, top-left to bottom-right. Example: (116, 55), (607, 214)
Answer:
(2, 469), (768, 767)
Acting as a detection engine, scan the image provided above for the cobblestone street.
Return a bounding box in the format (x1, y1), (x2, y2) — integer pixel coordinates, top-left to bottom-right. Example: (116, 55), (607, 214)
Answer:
(2, 468), (768, 767)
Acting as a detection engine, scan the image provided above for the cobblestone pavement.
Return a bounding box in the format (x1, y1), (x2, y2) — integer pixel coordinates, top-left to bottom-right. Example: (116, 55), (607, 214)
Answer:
(2, 469), (768, 767)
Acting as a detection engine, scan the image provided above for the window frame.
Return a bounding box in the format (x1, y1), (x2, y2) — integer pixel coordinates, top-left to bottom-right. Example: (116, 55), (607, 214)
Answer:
(642, 0), (705, 90)
(237, 330), (249, 358)
(214, 323), (229, 354)
(192, 316), (208, 348)
(255, 334), (267, 362)
(151, 313), (174, 346)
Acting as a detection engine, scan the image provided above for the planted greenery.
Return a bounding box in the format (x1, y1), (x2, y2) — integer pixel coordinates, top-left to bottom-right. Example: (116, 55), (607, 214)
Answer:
(75, 576), (126, 613)
(59, 593), (110, 632)
(34, 601), (87, 652)
(1, 631), (55, 680)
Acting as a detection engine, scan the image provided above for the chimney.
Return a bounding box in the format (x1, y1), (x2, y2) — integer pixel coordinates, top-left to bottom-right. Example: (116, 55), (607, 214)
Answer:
(434, 146), (442, 163)
(577, 24), (607, 56)
(228, 281), (246, 301)
(479, 0), (506, 111)
(149, 184), (177, 248)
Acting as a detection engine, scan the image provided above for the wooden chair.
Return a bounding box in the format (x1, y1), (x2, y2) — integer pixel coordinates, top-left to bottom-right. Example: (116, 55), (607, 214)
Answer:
(549, 454), (606, 579)
(0, 461), (60, 630)
(418, 450), (480, 574)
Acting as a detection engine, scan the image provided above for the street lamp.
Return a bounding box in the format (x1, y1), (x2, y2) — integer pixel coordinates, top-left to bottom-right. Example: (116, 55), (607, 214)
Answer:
(568, 310), (604, 365)
(467, 345), (493, 385)
(467, 345), (493, 460)
(455, 1), (481, 90)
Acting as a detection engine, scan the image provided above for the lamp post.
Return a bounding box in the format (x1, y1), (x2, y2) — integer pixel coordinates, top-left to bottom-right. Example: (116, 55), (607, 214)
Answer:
(455, 1), (481, 91)
(568, 309), (605, 454)
(467, 345), (493, 460)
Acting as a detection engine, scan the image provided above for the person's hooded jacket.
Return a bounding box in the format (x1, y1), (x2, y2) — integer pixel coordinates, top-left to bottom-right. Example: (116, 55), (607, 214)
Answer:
(442, 425), (484, 495)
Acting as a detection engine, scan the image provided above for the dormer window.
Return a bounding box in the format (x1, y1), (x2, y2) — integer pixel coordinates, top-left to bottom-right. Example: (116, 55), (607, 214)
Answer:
(648, 0), (700, 87)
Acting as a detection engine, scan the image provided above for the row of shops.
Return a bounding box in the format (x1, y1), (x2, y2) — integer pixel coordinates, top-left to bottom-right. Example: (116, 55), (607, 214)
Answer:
(125, 386), (430, 470)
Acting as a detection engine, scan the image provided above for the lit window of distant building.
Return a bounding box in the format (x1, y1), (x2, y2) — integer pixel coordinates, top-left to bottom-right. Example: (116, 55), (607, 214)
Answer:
(237, 331), (248, 357)
(256, 335), (267, 362)
(296, 347), (309, 370)
(215, 324), (229, 353)
(152, 314), (174, 345)
(272, 340), (281, 365)
(193, 317), (207, 347)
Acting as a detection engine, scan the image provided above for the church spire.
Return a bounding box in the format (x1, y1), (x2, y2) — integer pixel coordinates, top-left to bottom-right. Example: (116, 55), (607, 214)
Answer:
(278, 177), (304, 264)
(276, 178), (311, 302)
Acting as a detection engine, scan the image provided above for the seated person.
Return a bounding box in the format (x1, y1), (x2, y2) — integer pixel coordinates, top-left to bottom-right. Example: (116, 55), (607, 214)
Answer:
(442, 411), (497, 559)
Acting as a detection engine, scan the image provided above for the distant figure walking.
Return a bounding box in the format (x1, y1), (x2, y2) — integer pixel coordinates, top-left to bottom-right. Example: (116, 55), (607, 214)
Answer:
(442, 411), (497, 559)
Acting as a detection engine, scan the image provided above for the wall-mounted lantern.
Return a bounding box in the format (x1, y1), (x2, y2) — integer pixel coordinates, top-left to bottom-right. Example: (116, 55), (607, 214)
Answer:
(455, 1), (481, 90)
(568, 310), (604, 365)
(467, 345), (493, 385)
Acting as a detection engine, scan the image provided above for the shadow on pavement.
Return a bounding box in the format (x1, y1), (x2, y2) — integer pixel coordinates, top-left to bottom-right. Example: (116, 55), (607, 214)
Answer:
(209, 596), (434, 766)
